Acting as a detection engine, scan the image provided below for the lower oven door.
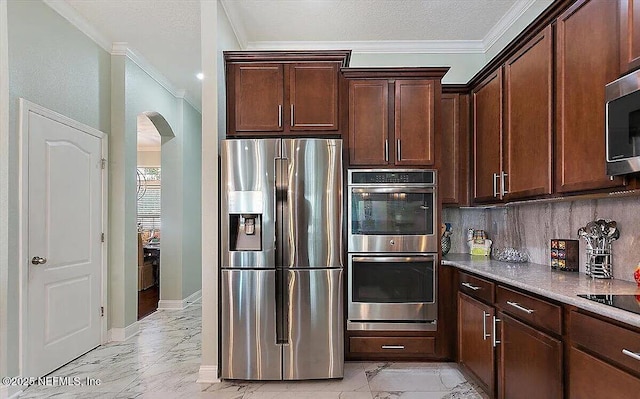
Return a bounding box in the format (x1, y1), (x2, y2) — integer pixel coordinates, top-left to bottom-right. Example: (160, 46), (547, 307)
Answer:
(348, 254), (437, 331)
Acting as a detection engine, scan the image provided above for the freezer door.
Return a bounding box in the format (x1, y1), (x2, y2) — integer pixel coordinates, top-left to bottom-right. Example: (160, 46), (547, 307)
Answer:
(221, 139), (280, 269)
(281, 139), (343, 268)
(283, 269), (344, 380)
(221, 270), (282, 380)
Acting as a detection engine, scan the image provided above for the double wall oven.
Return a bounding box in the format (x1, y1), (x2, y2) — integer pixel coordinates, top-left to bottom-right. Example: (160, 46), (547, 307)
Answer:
(347, 169), (438, 331)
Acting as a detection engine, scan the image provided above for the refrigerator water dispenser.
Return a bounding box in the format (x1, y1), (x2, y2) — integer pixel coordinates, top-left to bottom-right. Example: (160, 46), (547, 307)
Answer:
(229, 214), (262, 251)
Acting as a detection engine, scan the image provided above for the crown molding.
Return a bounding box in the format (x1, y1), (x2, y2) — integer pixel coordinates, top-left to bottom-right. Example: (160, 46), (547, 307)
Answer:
(43, 4), (201, 113)
(245, 40), (485, 54)
(111, 43), (201, 113)
(43, 0), (111, 52)
(220, 0), (247, 48)
(482, 0), (538, 51)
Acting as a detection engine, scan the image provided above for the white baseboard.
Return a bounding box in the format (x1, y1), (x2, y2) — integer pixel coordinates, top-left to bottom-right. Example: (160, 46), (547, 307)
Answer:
(197, 365), (220, 384)
(158, 289), (201, 310)
(108, 321), (140, 342)
(1, 385), (23, 399)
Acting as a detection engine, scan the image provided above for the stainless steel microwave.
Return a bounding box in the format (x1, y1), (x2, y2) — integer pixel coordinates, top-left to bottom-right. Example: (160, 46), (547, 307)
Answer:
(606, 69), (640, 175)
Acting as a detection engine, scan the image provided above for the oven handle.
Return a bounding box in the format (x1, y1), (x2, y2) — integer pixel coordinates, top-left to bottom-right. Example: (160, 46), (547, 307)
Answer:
(350, 187), (435, 194)
(352, 256), (436, 263)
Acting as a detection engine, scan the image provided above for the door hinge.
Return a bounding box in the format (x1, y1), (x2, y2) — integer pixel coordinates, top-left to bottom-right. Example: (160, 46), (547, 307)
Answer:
(101, 233), (105, 242)
(101, 158), (106, 169)
(101, 306), (104, 317)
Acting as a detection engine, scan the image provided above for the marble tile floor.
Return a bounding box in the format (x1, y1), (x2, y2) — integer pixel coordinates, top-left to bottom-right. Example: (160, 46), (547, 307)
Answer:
(20, 300), (488, 399)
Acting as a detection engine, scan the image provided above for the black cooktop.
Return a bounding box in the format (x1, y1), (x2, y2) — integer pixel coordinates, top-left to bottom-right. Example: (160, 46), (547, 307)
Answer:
(578, 294), (640, 316)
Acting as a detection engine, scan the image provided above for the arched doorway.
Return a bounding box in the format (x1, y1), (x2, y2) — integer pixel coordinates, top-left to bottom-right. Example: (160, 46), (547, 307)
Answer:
(136, 112), (174, 319)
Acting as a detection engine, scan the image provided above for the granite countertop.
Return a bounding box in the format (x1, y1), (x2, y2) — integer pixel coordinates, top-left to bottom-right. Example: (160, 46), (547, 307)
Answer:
(442, 253), (640, 328)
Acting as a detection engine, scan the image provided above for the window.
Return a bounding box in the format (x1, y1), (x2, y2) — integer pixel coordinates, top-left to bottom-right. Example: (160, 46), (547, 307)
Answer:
(137, 167), (161, 231)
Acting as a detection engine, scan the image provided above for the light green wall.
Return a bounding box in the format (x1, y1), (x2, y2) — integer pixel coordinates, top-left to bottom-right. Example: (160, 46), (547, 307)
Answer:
(181, 100), (202, 298)
(5, 0), (111, 381)
(217, 0), (240, 139)
(110, 56), (203, 328)
(350, 52), (486, 83)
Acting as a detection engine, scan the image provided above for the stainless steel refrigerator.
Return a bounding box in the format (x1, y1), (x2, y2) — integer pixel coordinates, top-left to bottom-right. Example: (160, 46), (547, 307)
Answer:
(220, 138), (343, 381)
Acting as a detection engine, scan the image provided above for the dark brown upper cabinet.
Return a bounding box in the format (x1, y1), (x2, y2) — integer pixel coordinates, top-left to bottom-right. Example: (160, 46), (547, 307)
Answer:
(224, 51), (351, 137)
(503, 25), (553, 200)
(620, 0), (640, 73)
(472, 68), (503, 203)
(555, 0), (624, 193)
(440, 92), (470, 206)
(343, 68), (448, 167)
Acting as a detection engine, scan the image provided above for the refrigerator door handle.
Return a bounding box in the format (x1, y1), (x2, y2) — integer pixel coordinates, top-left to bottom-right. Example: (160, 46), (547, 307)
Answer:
(275, 157), (290, 268)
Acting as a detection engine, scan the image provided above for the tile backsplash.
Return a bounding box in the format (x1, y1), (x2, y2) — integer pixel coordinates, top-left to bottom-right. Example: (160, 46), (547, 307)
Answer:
(443, 196), (640, 283)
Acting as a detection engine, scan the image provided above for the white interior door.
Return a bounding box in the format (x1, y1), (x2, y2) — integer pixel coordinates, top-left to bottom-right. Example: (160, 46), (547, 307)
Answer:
(26, 106), (103, 377)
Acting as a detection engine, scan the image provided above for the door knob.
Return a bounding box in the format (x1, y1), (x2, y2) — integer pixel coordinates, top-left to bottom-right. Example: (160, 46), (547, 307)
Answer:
(31, 256), (47, 265)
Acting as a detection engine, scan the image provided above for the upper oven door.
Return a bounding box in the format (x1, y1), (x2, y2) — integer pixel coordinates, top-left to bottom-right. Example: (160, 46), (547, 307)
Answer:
(347, 254), (437, 323)
(348, 186), (437, 253)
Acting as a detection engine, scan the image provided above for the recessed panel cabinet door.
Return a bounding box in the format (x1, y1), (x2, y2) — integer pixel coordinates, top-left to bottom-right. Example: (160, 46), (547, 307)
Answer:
(498, 313), (563, 399)
(232, 64), (284, 132)
(504, 26), (553, 200)
(458, 293), (495, 397)
(556, 0), (624, 193)
(289, 62), (339, 131)
(348, 80), (389, 166)
(440, 93), (461, 204)
(620, 0), (640, 72)
(394, 80), (435, 166)
(473, 69), (503, 203)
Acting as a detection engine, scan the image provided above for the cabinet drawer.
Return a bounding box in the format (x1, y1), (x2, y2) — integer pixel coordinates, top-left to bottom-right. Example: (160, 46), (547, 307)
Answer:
(459, 272), (495, 303)
(349, 337), (435, 355)
(570, 311), (640, 376)
(496, 286), (561, 335)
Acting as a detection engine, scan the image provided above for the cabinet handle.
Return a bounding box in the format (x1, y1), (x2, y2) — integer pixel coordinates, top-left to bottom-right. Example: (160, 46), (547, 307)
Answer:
(622, 349), (640, 361)
(493, 173), (499, 198)
(461, 282), (480, 291)
(501, 171), (509, 195)
(482, 311), (491, 340)
(381, 345), (405, 350)
(506, 301), (535, 314)
(492, 316), (501, 347)
(278, 105), (282, 128)
(290, 104), (294, 127)
(397, 139), (401, 161)
(384, 139), (389, 162)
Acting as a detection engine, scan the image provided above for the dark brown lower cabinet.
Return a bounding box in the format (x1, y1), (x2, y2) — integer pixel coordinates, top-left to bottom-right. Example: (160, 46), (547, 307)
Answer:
(498, 312), (562, 399)
(458, 292), (495, 397)
(568, 346), (640, 398)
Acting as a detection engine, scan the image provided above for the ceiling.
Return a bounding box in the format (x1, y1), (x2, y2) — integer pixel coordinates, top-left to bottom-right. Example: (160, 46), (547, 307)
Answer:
(56, 0), (549, 111)
(223, 0), (539, 47)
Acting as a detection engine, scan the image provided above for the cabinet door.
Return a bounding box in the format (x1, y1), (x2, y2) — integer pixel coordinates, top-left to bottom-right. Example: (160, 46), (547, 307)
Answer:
(620, 0), (640, 72)
(568, 346), (640, 399)
(458, 293), (495, 397)
(498, 312), (562, 399)
(348, 80), (389, 166)
(556, 0), (624, 193)
(504, 26), (553, 200)
(289, 62), (339, 131)
(394, 79), (435, 166)
(440, 94), (461, 204)
(440, 94), (469, 205)
(231, 64), (284, 133)
(473, 69), (503, 203)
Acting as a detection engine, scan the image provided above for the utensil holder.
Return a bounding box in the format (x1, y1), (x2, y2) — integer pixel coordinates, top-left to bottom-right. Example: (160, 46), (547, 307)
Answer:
(586, 246), (613, 279)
